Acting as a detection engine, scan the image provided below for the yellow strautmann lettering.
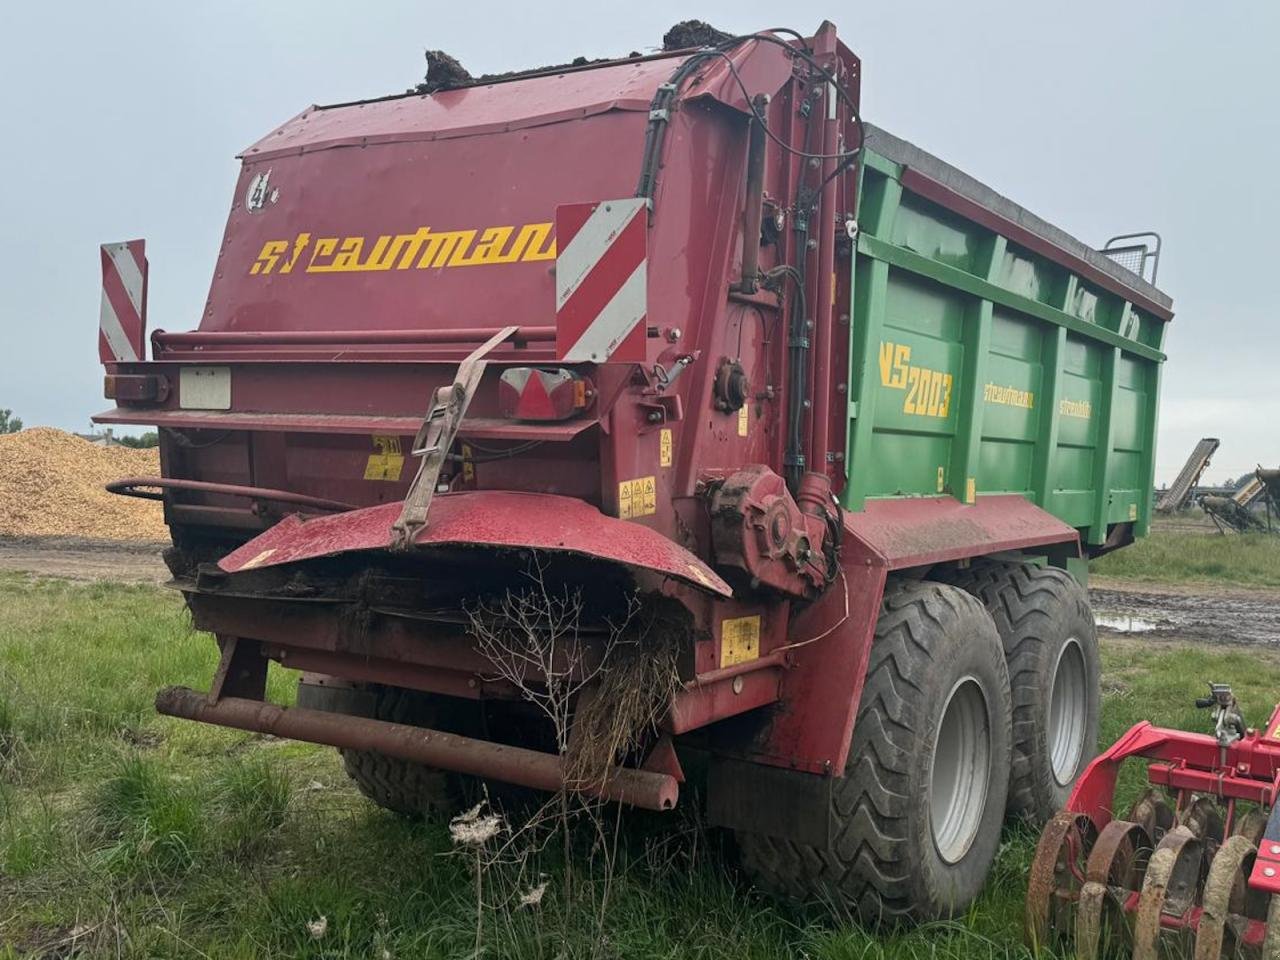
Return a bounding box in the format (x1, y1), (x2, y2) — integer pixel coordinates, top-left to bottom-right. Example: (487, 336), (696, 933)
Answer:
(878, 341), (953, 419)
(983, 382), (1035, 410)
(248, 222), (556, 276)
(1059, 398), (1092, 419)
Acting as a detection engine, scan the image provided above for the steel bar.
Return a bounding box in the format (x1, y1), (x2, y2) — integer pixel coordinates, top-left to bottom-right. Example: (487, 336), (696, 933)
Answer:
(152, 326), (557, 350)
(155, 686), (679, 810)
(107, 476), (356, 513)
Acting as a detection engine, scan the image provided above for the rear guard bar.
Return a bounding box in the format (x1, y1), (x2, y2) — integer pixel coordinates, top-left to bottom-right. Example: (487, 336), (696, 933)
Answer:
(156, 686), (679, 811)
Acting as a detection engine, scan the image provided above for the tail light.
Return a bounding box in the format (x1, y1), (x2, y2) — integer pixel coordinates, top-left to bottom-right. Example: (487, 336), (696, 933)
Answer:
(498, 368), (594, 421)
(104, 373), (169, 404)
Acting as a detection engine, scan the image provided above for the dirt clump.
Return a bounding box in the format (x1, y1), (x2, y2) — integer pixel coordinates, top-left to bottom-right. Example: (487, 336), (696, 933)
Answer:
(662, 20), (733, 51)
(0, 428), (166, 541)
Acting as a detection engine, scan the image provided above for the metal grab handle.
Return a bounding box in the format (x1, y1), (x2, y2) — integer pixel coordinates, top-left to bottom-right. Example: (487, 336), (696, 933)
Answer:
(106, 476), (355, 513)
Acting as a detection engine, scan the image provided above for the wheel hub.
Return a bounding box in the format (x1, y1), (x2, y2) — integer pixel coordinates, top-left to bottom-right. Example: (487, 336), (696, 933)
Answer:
(930, 676), (992, 864)
(1049, 637), (1088, 786)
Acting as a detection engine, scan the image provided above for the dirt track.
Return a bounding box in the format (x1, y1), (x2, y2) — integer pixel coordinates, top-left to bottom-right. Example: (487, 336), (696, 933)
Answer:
(0, 536), (168, 582)
(2, 537), (1277, 646)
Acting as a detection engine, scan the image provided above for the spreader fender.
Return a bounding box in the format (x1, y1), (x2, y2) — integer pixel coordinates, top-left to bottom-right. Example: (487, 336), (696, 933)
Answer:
(742, 494), (1080, 775)
(217, 490), (732, 598)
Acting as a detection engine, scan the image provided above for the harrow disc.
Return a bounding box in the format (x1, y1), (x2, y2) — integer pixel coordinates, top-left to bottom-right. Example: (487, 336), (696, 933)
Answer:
(1129, 787), (1175, 845)
(1132, 825), (1205, 960)
(1075, 819), (1151, 960)
(1029, 800), (1280, 959)
(1180, 795), (1226, 846)
(1193, 834), (1261, 960)
(1233, 808), (1269, 846)
(1026, 810), (1097, 949)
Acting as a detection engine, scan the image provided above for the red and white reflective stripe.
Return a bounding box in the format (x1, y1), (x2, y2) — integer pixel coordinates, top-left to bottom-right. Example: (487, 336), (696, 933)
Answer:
(554, 198), (647, 364)
(99, 240), (148, 363)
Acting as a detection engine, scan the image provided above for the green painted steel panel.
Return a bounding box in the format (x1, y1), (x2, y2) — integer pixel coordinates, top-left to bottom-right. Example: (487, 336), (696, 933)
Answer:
(843, 154), (1170, 549)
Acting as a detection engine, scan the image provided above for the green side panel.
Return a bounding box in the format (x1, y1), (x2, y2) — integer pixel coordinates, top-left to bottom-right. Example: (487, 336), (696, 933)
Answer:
(843, 152), (1169, 550)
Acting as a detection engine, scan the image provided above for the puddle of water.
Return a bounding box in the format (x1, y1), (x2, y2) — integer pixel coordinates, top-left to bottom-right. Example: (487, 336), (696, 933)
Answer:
(1095, 612), (1159, 633)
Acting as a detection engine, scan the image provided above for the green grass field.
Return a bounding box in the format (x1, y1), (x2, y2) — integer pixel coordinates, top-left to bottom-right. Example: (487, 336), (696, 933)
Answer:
(3, 573), (1279, 959)
(1091, 530), (1280, 588)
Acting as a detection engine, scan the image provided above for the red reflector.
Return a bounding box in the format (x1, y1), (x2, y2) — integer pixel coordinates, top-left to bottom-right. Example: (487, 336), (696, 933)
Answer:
(499, 368), (593, 421)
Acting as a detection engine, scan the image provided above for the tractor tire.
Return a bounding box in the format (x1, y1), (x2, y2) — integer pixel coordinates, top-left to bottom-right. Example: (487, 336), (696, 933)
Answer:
(296, 680), (472, 819)
(935, 561), (1099, 826)
(737, 580), (1012, 924)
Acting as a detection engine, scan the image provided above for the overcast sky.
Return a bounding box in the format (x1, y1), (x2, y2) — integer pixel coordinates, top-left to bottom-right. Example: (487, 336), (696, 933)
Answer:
(1, 1), (1274, 486)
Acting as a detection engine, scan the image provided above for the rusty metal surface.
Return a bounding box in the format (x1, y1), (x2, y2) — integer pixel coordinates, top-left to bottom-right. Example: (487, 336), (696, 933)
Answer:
(1026, 811), (1096, 949)
(1076, 819), (1151, 960)
(156, 686), (678, 810)
(216, 491), (731, 597)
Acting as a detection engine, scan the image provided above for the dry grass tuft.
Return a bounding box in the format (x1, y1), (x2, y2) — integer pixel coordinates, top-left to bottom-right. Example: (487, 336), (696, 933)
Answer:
(564, 602), (684, 790)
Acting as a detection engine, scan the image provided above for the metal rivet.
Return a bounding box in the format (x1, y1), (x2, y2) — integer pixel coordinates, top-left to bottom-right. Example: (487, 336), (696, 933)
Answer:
(1271, 845), (1280, 856)
(732, 676), (744, 695)
(1266, 867), (1276, 878)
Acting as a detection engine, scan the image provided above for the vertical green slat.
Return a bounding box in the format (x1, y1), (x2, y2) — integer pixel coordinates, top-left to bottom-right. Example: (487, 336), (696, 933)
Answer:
(1031, 326), (1067, 509)
(1088, 345), (1122, 544)
(843, 173), (902, 512)
(948, 234), (1005, 503)
(1135, 360), (1162, 537)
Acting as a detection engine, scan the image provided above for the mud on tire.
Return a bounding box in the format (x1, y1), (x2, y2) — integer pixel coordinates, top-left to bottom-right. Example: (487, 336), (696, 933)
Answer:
(737, 580), (1012, 923)
(935, 561), (1100, 825)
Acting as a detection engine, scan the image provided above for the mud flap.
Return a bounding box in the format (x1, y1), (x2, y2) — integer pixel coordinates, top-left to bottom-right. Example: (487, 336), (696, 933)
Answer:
(707, 757), (832, 847)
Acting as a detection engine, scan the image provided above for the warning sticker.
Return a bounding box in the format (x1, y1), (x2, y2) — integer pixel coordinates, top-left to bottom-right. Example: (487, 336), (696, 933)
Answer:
(1128, 502), (1138, 521)
(364, 435), (405, 482)
(737, 405), (749, 437)
(618, 475), (657, 519)
(720, 615), (761, 667)
(660, 428), (673, 468)
(462, 443), (475, 483)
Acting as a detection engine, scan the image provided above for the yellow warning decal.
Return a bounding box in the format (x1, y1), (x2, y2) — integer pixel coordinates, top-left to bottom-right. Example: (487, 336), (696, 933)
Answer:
(618, 475), (657, 519)
(364, 435), (405, 482)
(720, 615), (761, 668)
(936, 466), (945, 493)
(660, 428), (673, 468)
(1128, 502), (1138, 521)
(737, 405), (749, 437)
(965, 477), (976, 504)
(462, 443), (475, 483)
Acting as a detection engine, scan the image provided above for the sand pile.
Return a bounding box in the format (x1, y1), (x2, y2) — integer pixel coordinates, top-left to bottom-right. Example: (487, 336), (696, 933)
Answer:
(0, 428), (167, 541)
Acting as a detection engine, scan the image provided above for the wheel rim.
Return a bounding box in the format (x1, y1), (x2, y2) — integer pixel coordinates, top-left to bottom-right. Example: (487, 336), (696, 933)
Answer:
(1049, 637), (1088, 786)
(930, 676), (991, 864)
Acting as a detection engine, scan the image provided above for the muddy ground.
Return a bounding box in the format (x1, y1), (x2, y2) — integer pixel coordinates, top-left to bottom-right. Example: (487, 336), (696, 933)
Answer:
(1090, 577), (1280, 645)
(1, 536), (1277, 645)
